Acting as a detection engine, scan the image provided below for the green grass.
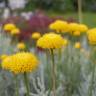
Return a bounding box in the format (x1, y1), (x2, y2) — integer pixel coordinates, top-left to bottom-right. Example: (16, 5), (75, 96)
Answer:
(47, 12), (96, 28)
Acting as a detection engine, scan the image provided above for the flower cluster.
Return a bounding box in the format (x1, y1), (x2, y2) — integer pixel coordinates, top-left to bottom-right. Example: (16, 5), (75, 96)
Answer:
(2, 52), (39, 74)
(3, 23), (20, 36)
(49, 20), (88, 36)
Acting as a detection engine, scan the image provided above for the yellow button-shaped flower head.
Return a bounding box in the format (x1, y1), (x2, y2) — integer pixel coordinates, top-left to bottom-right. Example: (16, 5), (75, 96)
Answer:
(3, 23), (16, 32)
(2, 52), (39, 74)
(37, 33), (64, 49)
(49, 20), (69, 33)
(17, 42), (26, 50)
(11, 28), (20, 35)
(78, 24), (88, 32)
(74, 42), (81, 49)
(69, 23), (79, 32)
(32, 32), (41, 40)
(87, 28), (96, 45)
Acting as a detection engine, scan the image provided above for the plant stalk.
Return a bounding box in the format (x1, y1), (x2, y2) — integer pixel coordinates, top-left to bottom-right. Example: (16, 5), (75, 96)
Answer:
(50, 49), (56, 96)
(24, 72), (30, 96)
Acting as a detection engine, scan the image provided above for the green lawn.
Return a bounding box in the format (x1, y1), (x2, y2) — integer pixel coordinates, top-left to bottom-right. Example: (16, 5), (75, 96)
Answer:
(47, 12), (96, 28)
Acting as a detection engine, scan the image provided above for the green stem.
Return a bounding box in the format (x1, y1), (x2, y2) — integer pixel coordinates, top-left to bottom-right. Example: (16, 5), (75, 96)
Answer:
(46, 50), (49, 65)
(58, 48), (62, 64)
(14, 75), (19, 96)
(24, 72), (30, 96)
(88, 63), (95, 96)
(78, 0), (83, 23)
(50, 49), (56, 96)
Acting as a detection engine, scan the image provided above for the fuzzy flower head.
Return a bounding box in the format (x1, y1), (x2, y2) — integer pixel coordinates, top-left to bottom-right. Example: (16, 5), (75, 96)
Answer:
(69, 23), (79, 32)
(37, 33), (64, 49)
(3, 23), (16, 32)
(74, 42), (81, 49)
(17, 42), (26, 50)
(2, 52), (39, 74)
(31, 32), (41, 40)
(49, 20), (69, 33)
(69, 23), (88, 33)
(87, 28), (96, 45)
(78, 24), (88, 32)
(11, 28), (20, 35)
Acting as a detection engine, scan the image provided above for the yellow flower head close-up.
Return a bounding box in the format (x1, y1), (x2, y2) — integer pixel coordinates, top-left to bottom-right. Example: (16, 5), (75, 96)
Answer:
(37, 33), (64, 49)
(87, 28), (96, 45)
(3, 23), (16, 32)
(32, 32), (41, 40)
(49, 20), (69, 33)
(2, 52), (39, 74)
(17, 42), (26, 50)
(11, 28), (20, 35)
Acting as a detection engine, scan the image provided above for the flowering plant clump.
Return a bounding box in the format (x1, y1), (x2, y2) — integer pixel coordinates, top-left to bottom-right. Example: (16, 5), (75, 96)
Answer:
(2, 10), (96, 96)
(2, 52), (39, 74)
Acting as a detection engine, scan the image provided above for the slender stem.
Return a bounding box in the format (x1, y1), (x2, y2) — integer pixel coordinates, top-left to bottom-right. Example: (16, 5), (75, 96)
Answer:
(46, 50), (49, 65)
(50, 49), (56, 96)
(24, 72), (30, 96)
(88, 63), (95, 96)
(78, 0), (83, 23)
(58, 48), (62, 64)
(14, 75), (19, 96)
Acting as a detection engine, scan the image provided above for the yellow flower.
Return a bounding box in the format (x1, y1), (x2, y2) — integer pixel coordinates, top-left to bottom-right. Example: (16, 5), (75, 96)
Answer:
(69, 23), (88, 33)
(37, 33), (64, 49)
(74, 42), (81, 49)
(73, 31), (81, 36)
(11, 28), (20, 35)
(2, 52), (39, 74)
(79, 24), (88, 32)
(87, 28), (96, 45)
(32, 32), (41, 40)
(69, 23), (79, 32)
(49, 20), (69, 33)
(3, 23), (16, 32)
(0, 54), (8, 61)
(17, 42), (26, 50)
